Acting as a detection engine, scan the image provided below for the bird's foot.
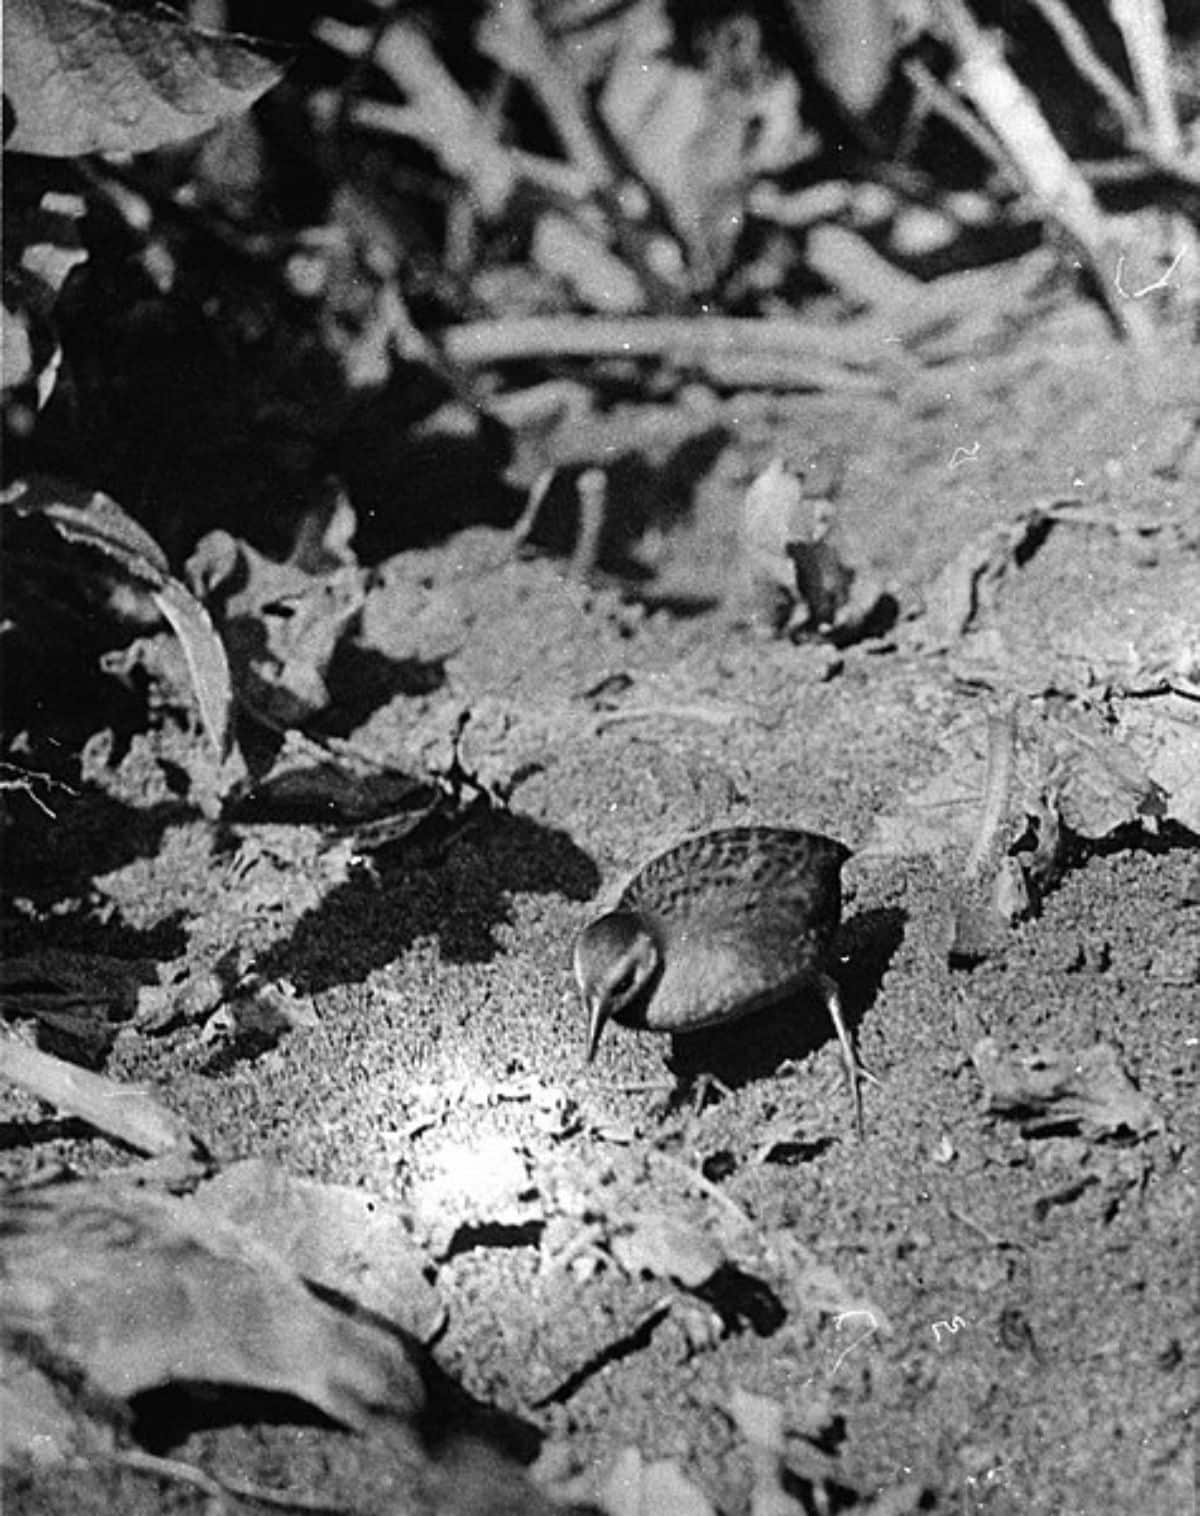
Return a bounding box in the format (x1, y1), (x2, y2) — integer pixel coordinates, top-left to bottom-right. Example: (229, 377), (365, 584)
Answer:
(689, 1072), (733, 1114)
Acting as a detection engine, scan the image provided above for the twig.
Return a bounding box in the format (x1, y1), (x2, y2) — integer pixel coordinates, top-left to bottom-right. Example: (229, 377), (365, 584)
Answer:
(1107, 0), (1199, 307)
(901, 57), (1021, 196)
(345, 99), (591, 201)
(593, 701), (746, 732)
(0, 761), (78, 818)
(110, 1449), (354, 1513)
(476, 0), (690, 310)
(107, 1451), (231, 1512)
(444, 313), (890, 368)
(329, 0), (404, 159)
(569, 468), (607, 579)
(320, 6), (685, 311)
(234, 695), (446, 791)
(944, 1202), (1022, 1252)
(1026, 0), (1198, 306)
(648, 1150), (759, 1237)
(909, 38), (1199, 198)
(964, 700), (1017, 882)
(589, 1078), (676, 1094)
(504, 467), (557, 556)
(316, 17), (518, 216)
(932, 0), (1149, 340)
(1024, 0), (1145, 143)
(1079, 154), (1200, 190)
(477, 0), (613, 188)
(0, 1035), (203, 1158)
(1109, 0), (1183, 156)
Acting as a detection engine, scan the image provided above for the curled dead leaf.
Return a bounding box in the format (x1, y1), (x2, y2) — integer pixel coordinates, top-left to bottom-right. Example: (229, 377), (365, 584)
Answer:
(970, 1038), (1164, 1140)
(0, 1180), (426, 1433)
(5, 0), (282, 158)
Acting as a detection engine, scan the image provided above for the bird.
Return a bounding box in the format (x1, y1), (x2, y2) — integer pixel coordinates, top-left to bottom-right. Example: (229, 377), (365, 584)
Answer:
(573, 826), (875, 1134)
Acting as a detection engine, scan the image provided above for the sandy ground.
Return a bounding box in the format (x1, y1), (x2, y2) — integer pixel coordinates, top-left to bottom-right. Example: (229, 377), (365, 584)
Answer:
(3, 315), (1197, 1515)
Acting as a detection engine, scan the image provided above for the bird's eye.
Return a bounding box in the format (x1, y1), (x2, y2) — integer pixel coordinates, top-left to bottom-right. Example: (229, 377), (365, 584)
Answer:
(610, 964), (638, 997)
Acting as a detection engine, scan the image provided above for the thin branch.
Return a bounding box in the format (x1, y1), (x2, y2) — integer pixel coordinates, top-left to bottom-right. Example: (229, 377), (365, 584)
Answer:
(932, 0), (1149, 340)
(110, 1449), (354, 1513)
(477, 0), (614, 188)
(1024, 0), (1145, 141)
(901, 57), (1021, 196)
(1109, 0), (1183, 156)
(441, 313), (895, 370)
(1027, 0), (1200, 195)
(440, 313), (903, 392)
(316, 17), (518, 216)
(0, 1035), (204, 1158)
(964, 701), (1017, 882)
(569, 467), (607, 579)
(346, 99), (592, 201)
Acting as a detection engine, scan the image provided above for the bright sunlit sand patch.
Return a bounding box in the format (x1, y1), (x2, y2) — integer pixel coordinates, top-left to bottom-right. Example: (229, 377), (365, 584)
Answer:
(412, 1131), (532, 1228)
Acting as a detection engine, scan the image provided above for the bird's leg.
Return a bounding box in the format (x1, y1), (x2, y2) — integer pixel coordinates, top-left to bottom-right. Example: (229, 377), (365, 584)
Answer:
(818, 974), (879, 1139)
(688, 1071), (733, 1115)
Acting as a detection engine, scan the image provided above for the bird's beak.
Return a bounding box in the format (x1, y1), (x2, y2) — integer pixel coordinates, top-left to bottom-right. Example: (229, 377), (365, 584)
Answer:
(585, 993), (608, 1062)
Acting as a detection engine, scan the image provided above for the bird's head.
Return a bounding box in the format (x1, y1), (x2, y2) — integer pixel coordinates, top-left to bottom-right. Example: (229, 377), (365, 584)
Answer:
(572, 912), (660, 1060)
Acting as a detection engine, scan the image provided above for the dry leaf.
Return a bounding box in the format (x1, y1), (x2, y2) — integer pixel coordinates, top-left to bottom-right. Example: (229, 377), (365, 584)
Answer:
(600, 1446), (717, 1516)
(3, 478), (233, 758)
(739, 457), (879, 638)
(609, 1211), (725, 1289)
(4, 0), (282, 158)
(1046, 713), (1167, 837)
(212, 977), (320, 1048)
(0, 1181), (426, 1432)
(0, 949), (147, 1064)
(741, 459), (812, 594)
(0, 1350), (109, 1468)
(187, 528), (362, 729)
(970, 1038), (1164, 1139)
(193, 1159), (445, 1343)
(865, 699), (1172, 867)
(1114, 693), (1200, 835)
(150, 578), (234, 761)
(918, 507), (1053, 649)
(729, 1387), (809, 1515)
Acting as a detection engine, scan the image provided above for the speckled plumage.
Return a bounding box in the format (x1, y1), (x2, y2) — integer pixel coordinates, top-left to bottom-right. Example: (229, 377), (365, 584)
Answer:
(574, 826), (872, 1132)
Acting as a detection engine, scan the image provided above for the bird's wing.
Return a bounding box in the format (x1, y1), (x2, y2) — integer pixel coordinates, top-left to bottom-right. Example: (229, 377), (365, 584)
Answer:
(623, 829), (843, 932)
